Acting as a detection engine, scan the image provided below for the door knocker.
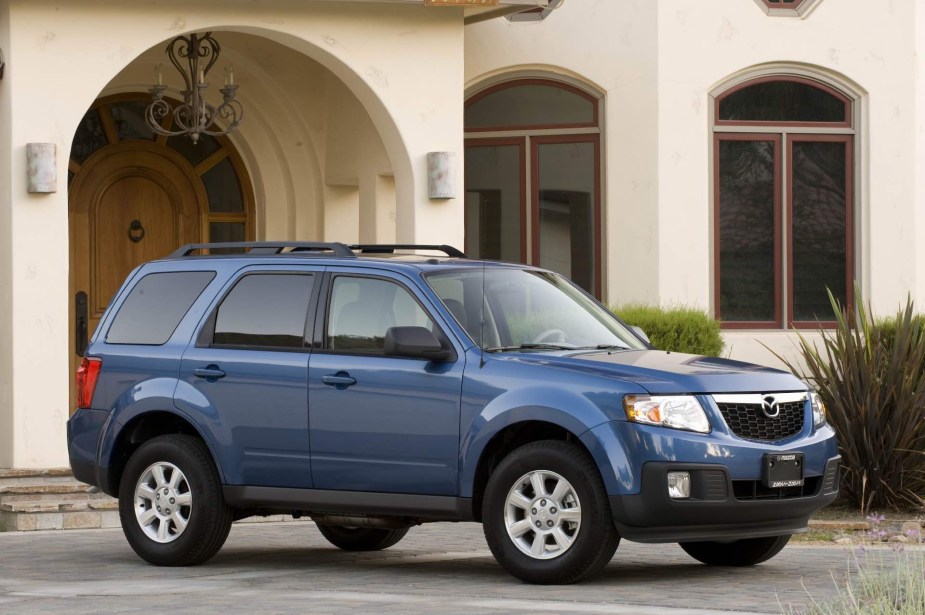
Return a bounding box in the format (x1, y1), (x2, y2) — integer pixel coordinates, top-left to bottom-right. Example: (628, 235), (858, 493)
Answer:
(128, 219), (146, 243)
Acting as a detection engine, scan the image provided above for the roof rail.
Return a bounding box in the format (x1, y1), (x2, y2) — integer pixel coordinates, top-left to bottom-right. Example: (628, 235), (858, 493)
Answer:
(349, 244), (468, 258)
(170, 242), (355, 258)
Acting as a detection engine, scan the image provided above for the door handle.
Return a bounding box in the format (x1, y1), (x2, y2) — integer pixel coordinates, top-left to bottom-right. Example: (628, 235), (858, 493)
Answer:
(194, 366), (226, 380)
(322, 373), (356, 388)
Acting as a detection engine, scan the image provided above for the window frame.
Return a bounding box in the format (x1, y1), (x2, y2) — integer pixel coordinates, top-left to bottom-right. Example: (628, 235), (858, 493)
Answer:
(712, 74), (857, 330)
(715, 76), (852, 129)
(713, 133), (784, 329)
(464, 77), (604, 298)
(464, 78), (599, 133)
(463, 136), (528, 263)
(198, 271), (320, 353)
(786, 134), (854, 329)
(317, 272), (456, 361)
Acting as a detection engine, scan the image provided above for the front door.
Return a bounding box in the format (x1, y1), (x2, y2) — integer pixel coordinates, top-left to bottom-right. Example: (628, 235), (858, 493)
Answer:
(68, 95), (254, 411)
(308, 271), (464, 496)
(69, 142), (205, 407)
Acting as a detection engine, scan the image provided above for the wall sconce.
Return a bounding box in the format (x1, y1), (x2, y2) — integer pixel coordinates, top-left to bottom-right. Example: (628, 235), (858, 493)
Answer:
(427, 152), (456, 199)
(27, 143), (57, 193)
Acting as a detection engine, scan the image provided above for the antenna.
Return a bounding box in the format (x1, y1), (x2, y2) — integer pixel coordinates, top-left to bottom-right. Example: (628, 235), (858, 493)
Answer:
(479, 256), (487, 368)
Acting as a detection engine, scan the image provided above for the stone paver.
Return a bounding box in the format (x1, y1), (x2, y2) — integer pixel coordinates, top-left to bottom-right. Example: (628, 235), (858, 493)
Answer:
(0, 521), (911, 614)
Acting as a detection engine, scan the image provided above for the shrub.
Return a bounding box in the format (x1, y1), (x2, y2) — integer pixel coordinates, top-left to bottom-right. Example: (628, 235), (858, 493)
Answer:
(612, 304), (724, 357)
(774, 289), (925, 512)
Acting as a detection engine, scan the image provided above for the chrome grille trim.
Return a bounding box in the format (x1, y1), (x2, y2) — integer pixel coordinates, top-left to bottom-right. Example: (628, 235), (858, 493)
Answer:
(712, 392), (808, 405)
(711, 392), (807, 441)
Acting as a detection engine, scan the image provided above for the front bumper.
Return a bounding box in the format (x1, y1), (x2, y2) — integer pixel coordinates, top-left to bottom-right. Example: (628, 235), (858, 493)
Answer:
(609, 457), (840, 542)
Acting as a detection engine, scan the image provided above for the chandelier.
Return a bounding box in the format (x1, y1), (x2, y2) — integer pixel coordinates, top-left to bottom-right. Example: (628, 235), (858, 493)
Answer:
(145, 32), (243, 144)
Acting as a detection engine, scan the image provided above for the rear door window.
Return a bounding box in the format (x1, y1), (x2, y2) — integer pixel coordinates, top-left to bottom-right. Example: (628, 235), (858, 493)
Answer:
(212, 274), (315, 349)
(107, 271), (215, 345)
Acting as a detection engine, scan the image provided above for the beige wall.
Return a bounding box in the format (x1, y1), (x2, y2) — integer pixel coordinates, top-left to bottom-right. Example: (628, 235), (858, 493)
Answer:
(466, 0), (921, 370)
(0, 0), (466, 467)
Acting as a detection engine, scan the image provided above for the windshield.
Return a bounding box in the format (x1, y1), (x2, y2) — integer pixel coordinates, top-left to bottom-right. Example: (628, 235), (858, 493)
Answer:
(425, 268), (646, 352)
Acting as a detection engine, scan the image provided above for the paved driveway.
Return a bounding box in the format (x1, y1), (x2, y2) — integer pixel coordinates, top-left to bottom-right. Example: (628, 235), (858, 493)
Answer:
(0, 521), (884, 614)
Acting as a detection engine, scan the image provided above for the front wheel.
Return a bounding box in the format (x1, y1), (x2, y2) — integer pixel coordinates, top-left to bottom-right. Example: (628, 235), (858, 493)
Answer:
(482, 440), (620, 584)
(118, 434), (232, 566)
(316, 524), (409, 551)
(679, 535), (791, 566)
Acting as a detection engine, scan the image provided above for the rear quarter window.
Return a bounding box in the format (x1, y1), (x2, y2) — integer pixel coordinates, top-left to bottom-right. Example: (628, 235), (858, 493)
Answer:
(106, 272), (216, 345)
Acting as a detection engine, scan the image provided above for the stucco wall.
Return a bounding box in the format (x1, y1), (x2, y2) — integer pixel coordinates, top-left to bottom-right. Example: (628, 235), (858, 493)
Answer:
(0, 0), (466, 467)
(466, 0), (920, 370)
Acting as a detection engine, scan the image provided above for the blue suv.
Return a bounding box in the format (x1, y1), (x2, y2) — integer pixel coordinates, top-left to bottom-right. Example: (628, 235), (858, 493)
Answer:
(67, 242), (839, 584)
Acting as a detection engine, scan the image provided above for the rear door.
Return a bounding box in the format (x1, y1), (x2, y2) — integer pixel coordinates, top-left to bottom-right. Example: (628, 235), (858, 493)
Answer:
(176, 266), (321, 488)
(308, 269), (465, 496)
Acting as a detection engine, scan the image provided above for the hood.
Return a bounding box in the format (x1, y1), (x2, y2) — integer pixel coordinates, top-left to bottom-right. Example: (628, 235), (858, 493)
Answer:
(502, 349), (807, 395)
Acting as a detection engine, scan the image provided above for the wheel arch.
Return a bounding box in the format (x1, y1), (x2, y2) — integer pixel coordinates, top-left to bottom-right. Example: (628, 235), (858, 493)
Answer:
(102, 409), (225, 497)
(466, 420), (600, 522)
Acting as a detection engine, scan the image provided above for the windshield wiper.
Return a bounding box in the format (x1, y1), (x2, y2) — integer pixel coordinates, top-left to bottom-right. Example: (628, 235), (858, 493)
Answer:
(572, 344), (631, 351)
(486, 343), (576, 352)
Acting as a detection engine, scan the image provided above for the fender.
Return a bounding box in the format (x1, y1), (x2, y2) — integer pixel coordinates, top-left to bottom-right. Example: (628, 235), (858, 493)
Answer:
(458, 386), (615, 498)
(100, 377), (227, 485)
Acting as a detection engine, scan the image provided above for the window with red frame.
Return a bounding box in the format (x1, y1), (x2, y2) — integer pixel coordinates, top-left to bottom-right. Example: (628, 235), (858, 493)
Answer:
(464, 79), (603, 297)
(713, 76), (854, 329)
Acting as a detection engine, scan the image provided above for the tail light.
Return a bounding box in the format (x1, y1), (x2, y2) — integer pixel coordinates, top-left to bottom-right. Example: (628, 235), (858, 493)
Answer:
(76, 357), (102, 409)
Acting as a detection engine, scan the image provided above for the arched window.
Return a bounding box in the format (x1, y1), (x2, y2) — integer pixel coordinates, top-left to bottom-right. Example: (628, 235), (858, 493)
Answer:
(69, 95), (253, 247)
(465, 78), (602, 296)
(713, 76), (854, 328)
(753, 0), (821, 17)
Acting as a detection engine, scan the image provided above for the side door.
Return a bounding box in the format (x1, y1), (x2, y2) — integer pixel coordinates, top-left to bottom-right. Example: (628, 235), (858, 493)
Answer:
(308, 270), (465, 496)
(175, 266), (321, 488)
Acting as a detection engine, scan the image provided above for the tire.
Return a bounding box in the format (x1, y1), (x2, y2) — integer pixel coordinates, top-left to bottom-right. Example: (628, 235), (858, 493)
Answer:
(118, 434), (232, 566)
(679, 535), (791, 566)
(316, 524), (409, 551)
(481, 440), (620, 584)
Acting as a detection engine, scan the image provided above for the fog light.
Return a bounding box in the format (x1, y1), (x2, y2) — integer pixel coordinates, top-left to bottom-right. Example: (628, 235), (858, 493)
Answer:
(668, 472), (691, 499)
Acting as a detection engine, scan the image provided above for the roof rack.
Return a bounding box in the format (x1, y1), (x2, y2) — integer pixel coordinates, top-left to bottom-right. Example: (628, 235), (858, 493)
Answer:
(350, 244), (468, 258)
(170, 242), (355, 258)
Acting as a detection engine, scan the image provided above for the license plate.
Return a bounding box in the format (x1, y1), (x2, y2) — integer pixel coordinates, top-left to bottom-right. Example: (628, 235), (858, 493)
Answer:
(763, 453), (804, 488)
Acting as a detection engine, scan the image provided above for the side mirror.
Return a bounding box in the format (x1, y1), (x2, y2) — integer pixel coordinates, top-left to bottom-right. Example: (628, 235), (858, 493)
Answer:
(630, 325), (650, 344)
(384, 326), (454, 362)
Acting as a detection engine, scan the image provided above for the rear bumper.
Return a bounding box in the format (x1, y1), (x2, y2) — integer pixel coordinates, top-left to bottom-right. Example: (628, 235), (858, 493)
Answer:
(66, 407), (113, 492)
(610, 456), (840, 543)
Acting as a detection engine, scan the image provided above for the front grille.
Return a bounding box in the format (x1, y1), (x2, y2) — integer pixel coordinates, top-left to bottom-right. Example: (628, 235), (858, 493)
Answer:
(733, 476), (821, 501)
(714, 397), (805, 441)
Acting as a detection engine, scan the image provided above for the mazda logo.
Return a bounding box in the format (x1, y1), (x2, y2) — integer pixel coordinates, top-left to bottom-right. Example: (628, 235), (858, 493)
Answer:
(761, 395), (780, 418)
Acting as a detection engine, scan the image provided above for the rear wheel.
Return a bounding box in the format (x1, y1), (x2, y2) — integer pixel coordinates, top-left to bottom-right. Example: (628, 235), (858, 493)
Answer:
(118, 434), (232, 566)
(679, 535), (791, 566)
(316, 524), (409, 551)
(482, 440), (620, 584)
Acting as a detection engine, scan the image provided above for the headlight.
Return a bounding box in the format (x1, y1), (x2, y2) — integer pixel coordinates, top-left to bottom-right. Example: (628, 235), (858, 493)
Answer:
(810, 391), (827, 427)
(623, 395), (711, 434)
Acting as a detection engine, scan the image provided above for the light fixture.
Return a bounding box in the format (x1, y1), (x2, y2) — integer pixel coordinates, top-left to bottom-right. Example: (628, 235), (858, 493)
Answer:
(145, 32), (243, 144)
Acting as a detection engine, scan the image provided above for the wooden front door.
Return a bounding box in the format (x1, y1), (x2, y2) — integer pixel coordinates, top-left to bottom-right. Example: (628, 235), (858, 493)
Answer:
(68, 142), (206, 407)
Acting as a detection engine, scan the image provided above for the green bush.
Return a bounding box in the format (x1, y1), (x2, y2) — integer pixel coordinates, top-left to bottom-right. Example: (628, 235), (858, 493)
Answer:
(775, 289), (925, 512)
(873, 314), (925, 354)
(611, 304), (724, 357)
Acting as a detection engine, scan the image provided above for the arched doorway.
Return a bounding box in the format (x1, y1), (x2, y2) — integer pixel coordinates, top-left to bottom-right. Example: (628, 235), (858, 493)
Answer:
(68, 94), (254, 403)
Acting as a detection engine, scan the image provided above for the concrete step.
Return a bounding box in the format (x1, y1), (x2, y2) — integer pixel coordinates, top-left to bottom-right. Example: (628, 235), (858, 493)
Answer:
(0, 468), (80, 488)
(0, 498), (120, 532)
(0, 484), (112, 504)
